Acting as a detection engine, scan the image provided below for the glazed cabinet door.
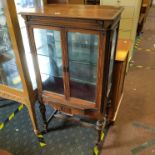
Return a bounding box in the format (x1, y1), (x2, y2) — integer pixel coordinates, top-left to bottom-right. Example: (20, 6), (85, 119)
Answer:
(67, 31), (100, 103)
(32, 28), (64, 95)
(0, 1), (23, 90)
(31, 27), (102, 106)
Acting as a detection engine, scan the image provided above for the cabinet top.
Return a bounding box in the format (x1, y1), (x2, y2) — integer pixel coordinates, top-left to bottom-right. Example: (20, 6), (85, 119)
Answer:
(116, 39), (132, 61)
(20, 4), (123, 21)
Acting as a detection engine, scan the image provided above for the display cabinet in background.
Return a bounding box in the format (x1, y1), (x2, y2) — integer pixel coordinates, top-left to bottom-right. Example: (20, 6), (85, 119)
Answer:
(137, 0), (153, 34)
(21, 4), (123, 150)
(109, 39), (131, 122)
(0, 0), (38, 133)
(14, 0), (44, 90)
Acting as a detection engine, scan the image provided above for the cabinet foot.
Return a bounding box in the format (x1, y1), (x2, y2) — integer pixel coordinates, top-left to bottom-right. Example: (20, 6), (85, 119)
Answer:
(96, 120), (103, 145)
(34, 129), (40, 135)
(94, 117), (107, 154)
(108, 120), (115, 126)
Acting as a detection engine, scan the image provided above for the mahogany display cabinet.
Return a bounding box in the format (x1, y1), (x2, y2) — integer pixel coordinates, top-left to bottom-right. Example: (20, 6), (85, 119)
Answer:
(21, 4), (123, 149)
(0, 0), (39, 133)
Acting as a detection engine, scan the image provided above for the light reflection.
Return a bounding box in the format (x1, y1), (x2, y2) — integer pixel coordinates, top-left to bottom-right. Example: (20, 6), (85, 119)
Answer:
(14, 0), (43, 89)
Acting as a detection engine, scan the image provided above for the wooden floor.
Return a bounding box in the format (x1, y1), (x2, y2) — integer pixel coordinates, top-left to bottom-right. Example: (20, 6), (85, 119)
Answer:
(101, 6), (155, 155)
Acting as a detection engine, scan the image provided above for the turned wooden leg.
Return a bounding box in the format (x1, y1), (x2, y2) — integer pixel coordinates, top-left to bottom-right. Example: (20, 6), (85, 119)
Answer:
(26, 103), (39, 135)
(39, 102), (48, 132)
(96, 120), (103, 145)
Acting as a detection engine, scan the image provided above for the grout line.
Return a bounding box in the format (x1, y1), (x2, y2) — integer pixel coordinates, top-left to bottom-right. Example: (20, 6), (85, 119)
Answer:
(131, 139), (155, 155)
(133, 122), (155, 133)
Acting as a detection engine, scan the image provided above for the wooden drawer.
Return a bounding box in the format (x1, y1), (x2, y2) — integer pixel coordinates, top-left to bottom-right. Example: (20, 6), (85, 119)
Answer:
(121, 7), (135, 19)
(119, 19), (133, 31)
(119, 30), (131, 39)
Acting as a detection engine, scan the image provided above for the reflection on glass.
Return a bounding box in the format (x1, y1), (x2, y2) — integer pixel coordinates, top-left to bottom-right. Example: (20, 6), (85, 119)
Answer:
(15, 0), (42, 11)
(25, 53), (37, 89)
(33, 28), (64, 94)
(107, 29), (117, 96)
(0, 4), (23, 90)
(68, 32), (99, 102)
(14, 0), (43, 90)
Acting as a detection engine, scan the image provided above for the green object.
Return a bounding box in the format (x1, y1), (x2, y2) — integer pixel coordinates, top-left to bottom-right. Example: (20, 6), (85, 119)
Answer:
(94, 146), (99, 155)
(37, 134), (47, 148)
(101, 132), (105, 141)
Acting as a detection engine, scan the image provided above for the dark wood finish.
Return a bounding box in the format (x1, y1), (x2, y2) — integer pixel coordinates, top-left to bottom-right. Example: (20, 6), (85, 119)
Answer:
(86, 0), (100, 5)
(46, 0), (85, 4)
(46, 0), (99, 5)
(137, 0), (153, 35)
(109, 39), (132, 122)
(47, 0), (68, 4)
(0, 0), (39, 133)
(21, 4), (123, 150)
(68, 0), (85, 4)
(61, 28), (70, 100)
(20, 4), (122, 21)
(21, 4), (122, 116)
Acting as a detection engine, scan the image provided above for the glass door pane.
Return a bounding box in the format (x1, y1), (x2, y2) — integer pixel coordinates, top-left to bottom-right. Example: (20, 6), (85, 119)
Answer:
(33, 28), (64, 94)
(0, 3), (23, 90)
(68, 32), (99, 102)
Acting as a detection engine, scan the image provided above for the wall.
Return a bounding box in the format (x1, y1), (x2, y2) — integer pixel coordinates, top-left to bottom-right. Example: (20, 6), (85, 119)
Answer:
(153, 0), (155, 4)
